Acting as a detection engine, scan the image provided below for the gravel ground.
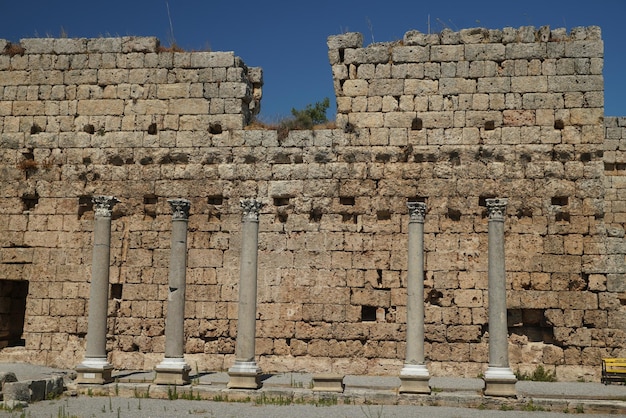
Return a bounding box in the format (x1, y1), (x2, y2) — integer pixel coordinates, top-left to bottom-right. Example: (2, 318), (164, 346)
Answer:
(0, 396), (622, 418)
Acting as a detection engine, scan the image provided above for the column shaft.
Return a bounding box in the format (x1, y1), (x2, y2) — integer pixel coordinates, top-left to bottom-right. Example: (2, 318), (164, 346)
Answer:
(405, 203), (426, 364)
(488, 213), (508, 367)
(76, 196), (118, 384)
(234, 218), (259, 362)
(484, 197), (517, 396)
(228, 199), (263, 389)
(155, 199), (191, 385)
(399, 202), (430, 393)
(85, 214), (113, 360)
(164, 201), (190, 358)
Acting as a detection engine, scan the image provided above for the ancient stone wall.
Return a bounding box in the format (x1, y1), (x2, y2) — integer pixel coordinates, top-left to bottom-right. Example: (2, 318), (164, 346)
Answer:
(0, 27), (624, 381)
(604, 116), (626, 293)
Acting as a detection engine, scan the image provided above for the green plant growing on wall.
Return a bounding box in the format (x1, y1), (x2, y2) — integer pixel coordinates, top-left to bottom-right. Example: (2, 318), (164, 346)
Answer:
(281, 98), (330, 130)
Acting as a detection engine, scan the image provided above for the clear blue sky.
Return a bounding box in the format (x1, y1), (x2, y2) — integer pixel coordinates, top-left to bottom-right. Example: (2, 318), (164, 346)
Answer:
(1, 0), (624, 121)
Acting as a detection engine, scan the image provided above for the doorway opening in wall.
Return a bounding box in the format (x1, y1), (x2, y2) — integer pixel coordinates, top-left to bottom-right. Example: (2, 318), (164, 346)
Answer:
(0, 280), (29, 348)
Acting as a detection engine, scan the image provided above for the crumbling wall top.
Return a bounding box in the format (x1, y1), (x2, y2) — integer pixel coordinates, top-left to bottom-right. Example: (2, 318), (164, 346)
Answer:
(328, 25), (602, 50)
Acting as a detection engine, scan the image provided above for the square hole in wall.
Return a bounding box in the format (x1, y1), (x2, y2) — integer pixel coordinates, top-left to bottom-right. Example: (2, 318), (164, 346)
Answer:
(21, 192), (39, 212)
(143, 195), (157, 219)
(273, 197), (290, 207)
(340, 196), (355, 206)
(110, 283), (123, 300)
(276, 210), (288, 223)
(341, 213), (357, 224)
(551, 196), (568, 206)
(361, 306), (377, 322)
(447, 208), (461, 221)
(208, 195), (224, 205)
(309, 208), (323, 223)
(78, 195), (93, 219)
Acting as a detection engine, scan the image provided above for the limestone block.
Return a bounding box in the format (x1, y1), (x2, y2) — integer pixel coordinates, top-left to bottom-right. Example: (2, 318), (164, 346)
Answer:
(606, 274), (626, 292)
(430, 45), (464, 62)
(167, 98), (208, 115)
(505, 43), (546, 60)
(12, 101), (45, 115)
(327, 33), (363, 50)
(340, 80), (368, 97)
(548, 75), (603, 92)
(465, 44), (505, 61)
(570, 108), (603, 126)
(403, 30), (430, 46)
(2, 381), (30, 403)
(453, 289), (483, 307)
(439, 78), (476, 95)
(344, 46), (390, 64)
(564, 41), (603, 58)
(18, 38), (53, 54)
(75, 99), (123, 116)
(392, 46), (429, 63)
(368, 79), (404, 97)
(350, 288), (390, 308)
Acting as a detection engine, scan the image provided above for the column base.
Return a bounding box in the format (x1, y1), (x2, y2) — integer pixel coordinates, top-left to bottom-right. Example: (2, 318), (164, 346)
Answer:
(227, 361), (262, 389)
(483, 366), (517, 397)
(154, 358), (191, 385)
(312, 374), (345, 393)
(76, 359), (114, 385)
(399, 364), (431, 394)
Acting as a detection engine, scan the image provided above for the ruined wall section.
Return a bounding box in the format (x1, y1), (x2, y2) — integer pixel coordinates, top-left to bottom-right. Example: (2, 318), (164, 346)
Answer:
(0, 36), (262, 367)
(328, 26), (625, 379)
(604, 116), (626, 296)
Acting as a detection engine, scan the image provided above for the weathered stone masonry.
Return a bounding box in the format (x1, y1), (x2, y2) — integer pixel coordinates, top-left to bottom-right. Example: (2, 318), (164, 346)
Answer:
(0, 26), (624, 381)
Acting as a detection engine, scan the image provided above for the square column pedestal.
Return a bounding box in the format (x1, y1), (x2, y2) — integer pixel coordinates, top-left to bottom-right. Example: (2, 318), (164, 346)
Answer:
(399, 364), (431, 394)
(312, 374), (345, 393)
(154, 358), (191, 386)
(227, 361), (262, 389)
(76, 359), (114, 385)
(483, 367), (517, 397)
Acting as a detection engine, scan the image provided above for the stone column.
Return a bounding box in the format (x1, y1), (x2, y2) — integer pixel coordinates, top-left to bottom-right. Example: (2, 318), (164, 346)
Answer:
(399, 201), (431, 393)
(76, 195), (119, 384)
(484, 198), (517, 396)
(154, 199), (192, 385)
(228, 199), (263, 389)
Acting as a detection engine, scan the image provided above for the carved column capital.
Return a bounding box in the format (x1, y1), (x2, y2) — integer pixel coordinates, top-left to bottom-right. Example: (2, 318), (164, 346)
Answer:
(486, 198), (508, 222)
(240, 199), (263, 222)
(92, 196), (119, 218)
(168, 199), (191, 220)
(407, 202), (427, 223)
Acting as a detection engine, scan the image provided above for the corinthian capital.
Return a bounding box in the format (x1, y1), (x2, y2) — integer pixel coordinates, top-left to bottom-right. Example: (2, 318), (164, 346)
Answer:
(92, 196), (119, 218)
(407, 201), (427, 223)
(486, 198), (508, 221)
(240, 199), (263, 222)
(168, 199), (191, 220)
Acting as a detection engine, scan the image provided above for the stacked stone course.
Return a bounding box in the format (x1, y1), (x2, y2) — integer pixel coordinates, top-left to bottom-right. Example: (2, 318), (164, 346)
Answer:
(0, 26), (624, 381)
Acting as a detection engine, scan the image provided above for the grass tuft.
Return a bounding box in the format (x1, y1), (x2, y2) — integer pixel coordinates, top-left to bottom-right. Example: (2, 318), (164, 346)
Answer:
(2, 42), (25, 56)
(515, 365), (557, 382)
